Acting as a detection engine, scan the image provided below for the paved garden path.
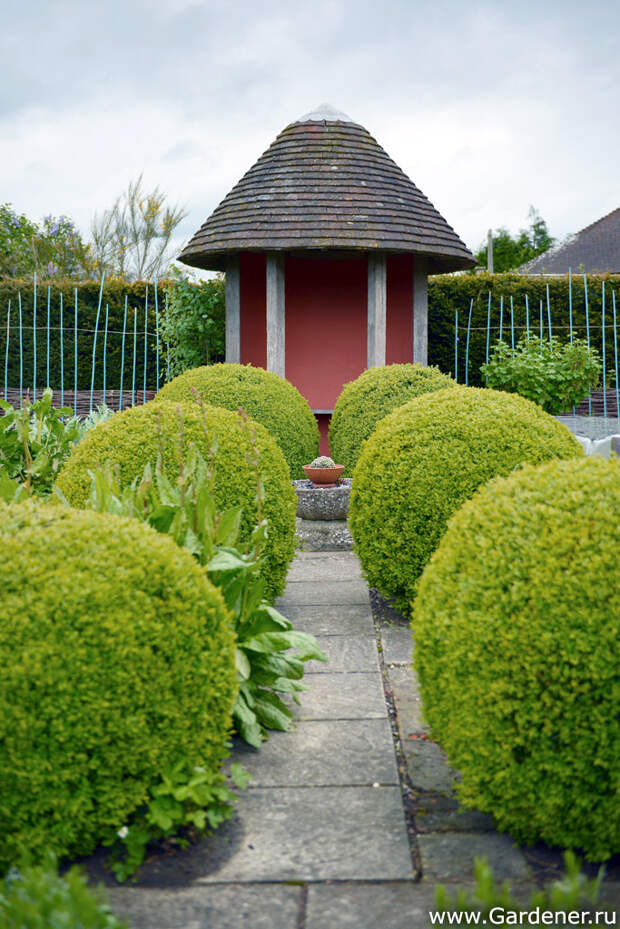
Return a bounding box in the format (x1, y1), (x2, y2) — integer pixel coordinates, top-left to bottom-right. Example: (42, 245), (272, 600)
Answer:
(108, 551), (619, 929)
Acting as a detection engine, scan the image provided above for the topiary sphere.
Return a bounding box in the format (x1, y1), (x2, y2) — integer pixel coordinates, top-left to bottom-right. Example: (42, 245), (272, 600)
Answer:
(55, 401), (296, 600)
(349, 386), (583, 612)
(412, 457), (620, 861)
(154, 363), (319, 479)
(329, 364), (456, 475)
(0, 502), (237, 870)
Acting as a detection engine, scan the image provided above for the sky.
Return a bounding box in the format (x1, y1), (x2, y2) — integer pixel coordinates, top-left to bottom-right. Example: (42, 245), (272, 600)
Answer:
(2, 0), (619, 273)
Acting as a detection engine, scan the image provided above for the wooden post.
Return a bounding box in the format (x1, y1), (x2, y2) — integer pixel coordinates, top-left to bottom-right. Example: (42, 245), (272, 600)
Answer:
(413, 258), (428, 365)
(225, 255), (241, 364)
(266, 253), (285, 377)
(367, 253), (386, 368)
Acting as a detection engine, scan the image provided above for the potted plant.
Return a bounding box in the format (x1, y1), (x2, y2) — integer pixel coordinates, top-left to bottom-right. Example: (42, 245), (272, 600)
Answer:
(302, 456), (345, 486)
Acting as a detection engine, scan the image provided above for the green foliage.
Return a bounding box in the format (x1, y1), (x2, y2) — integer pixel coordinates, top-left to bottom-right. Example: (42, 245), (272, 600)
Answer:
(481, 336), (601, 413)
(103, 760), (248, 882)
(413, 457), (620, 860)
(0, 854), (127, 928)
(0, 204), (94, 280)
(160, 272), (226, 375)
(349, 387), (583, 613)
(474, 207), (554, 271)
(90, 175), (187, 281)
(0, 277), (167, 391)
(427, 272), (620, 388)
(435, 853), (606, 916)
(329, 364), (456, 476)
(55, 400), (297, 599)
(79, 444), (326, 748)
(0, 503), (237, 872)
(0, 388), (81, 494)
(155, 363), (320, 479)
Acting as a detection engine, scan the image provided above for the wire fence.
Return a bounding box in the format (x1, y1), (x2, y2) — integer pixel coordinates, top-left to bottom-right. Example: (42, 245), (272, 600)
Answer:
(2, 275), (169, 415)
(453, 271), (620, 418)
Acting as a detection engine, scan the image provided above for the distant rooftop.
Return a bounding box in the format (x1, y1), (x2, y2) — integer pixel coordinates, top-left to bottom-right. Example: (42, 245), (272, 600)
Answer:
(519, 208), (620, 274)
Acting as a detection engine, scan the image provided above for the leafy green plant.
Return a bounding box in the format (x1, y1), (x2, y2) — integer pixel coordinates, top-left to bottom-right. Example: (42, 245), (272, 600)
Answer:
(159, 271), (226, 375)
(481, 336), (601, 413)
(76, 435), (327, 747)
(435, 852), (606, 916)
(103, 760), (250, 882)
(0, 387), (80, 493)
(0, 854), (127, 928)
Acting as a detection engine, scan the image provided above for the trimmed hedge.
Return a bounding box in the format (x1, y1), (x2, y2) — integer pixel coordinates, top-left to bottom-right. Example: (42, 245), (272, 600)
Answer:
(155, 363), (319, 479)
(428, 272), (620, 387)
(55, 400), (296, 599)
(348, 386), (583, 613)
(412, 457), (620, 861)
(0, 503), (237, 870)
(329, 364), (456, 475)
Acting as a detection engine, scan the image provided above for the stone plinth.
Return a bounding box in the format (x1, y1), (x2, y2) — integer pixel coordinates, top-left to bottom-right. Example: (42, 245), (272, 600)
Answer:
(293, 479), (353, 551)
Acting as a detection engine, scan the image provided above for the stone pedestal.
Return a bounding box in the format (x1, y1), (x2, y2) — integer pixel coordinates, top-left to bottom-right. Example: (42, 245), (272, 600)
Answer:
(293, 479), (353, 551)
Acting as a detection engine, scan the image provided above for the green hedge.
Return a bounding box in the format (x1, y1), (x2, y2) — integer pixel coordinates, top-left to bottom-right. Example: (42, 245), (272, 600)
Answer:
(413, 457), (620, 861)
(0, 502), (237, 870)
(349, 386), (583, 613)
(428, 272), (620, 386)
(56, 400), (297, 600)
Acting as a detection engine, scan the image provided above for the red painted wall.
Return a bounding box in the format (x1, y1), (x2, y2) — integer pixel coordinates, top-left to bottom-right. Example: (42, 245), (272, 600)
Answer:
(284, 255), (367, 411)
(240, 253), (267, 368)
(386, 254), (414, 364)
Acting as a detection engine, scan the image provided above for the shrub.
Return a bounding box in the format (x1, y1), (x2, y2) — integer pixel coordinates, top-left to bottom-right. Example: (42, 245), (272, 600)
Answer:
(159, 272), (225, 376)
(55, 400), (296, 599)
(329, 364), (456, 475)
(348, 386), (583, 612)
(412, 457), (620, 861)
(0, 855), (127, 929)
(0, 503), (237, 872)
(481, 336), (601, 413)
(154, 363), (319, 479)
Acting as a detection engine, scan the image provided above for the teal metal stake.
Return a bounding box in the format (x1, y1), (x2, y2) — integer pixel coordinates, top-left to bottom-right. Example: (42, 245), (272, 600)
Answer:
(165, 291), (170, 382)
(510, 295), (515, 348)
(59, 293), (64, 407)
(154, 278), (160, 389)
(18, 292), (23, 408)
(465, 297), (473, 386)
(568, 268), (573, 342)
(89, 301), (101, 414)
(102, 303), (109, 407)
(132, 308), (137, 406)
(601, 282), (607, 418)
(33, 273), (37, 401)
(485, 292), (491, 383)
(46, 285), (51, 387)
(143, 285), (148, 403)
(119, 296), (127, 410)
(612, 291), (619, 419)
(525, 294), (530, 337)
(546, 283), (552, 346)
(454, 310), (458, 382)
(499, 295), (503, 341)
(4, 302), (10, 402)
(74, 288), (78, 415)
(584, 274), (591, 416)
(539, 299), (543, 349)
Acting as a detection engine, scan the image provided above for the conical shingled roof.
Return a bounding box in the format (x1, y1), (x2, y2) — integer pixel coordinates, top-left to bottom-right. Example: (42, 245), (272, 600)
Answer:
(179, 106), (475, 273)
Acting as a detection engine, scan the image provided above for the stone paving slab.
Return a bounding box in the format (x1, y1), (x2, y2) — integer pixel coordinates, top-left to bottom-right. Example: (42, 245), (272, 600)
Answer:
(418, 832), (531, 883)
(196, 787), (414, 882)
(231, 719), (399, 787)
(308, 634), (379, 673)
(278, 579), (370, 606)
(404, 739), (458, 796)
(283, 603), (374, 637)
(305, 882), (438, 929)
(415, 807), (495, 833)
(387, 666), (429, 737)
(380, 623), (414, 665)
(292, 671), (387, 720)
(286, 552), (363, 582)
(107, 884), (301, 929)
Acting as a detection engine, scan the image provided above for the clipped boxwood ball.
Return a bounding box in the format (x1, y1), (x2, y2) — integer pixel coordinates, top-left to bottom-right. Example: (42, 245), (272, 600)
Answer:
(329, 364), (456, 475)
(349, 387), (583, 612)
(154, 363), (319, 479)
(412, 458), (620, 860)
(55, 401), (296, 600)
(0, 503), (237, 870)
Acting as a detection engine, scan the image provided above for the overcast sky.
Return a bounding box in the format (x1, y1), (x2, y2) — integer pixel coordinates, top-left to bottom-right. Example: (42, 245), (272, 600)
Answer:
(2, 0), (619, 272)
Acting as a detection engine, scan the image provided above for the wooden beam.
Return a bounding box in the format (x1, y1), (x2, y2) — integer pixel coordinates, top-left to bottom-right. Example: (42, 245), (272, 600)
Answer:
(413, 258), (428, 365)
(225, 255), (240, 363)
(367, 253), (386, 368)
(266, 253), (285, 377)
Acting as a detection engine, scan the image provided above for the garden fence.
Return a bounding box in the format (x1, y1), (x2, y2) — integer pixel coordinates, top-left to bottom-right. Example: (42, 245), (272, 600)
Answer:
(452, 271), (620, 418)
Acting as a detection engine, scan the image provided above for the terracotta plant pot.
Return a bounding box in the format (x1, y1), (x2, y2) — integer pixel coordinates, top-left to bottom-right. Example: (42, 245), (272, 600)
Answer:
(302, 464), (345, 486)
